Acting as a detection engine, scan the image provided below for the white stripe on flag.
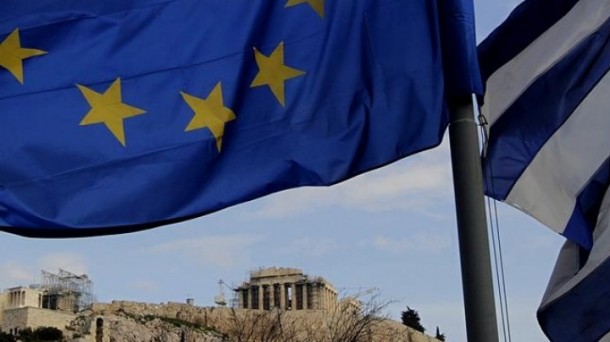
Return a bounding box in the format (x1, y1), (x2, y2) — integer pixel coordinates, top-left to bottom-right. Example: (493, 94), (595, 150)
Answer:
(505, 71), (610, 235)
(481, 0), (610, 126)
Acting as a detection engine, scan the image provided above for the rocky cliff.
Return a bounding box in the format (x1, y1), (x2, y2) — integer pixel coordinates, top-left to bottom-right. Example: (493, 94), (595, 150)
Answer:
(59, 301), (440, 342)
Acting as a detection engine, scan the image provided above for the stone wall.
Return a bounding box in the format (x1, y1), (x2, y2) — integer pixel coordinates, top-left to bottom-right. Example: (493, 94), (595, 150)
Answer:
(66, 314), (224, 342)
(0, 292), (6, 332)
(0, 299), (443, 342)
(87, 301), (441, 342)
(2, 307), (75, 334)
(1, 307), (27, 335)
(22, 288), (43, 309)
(251, 267), (303, 279)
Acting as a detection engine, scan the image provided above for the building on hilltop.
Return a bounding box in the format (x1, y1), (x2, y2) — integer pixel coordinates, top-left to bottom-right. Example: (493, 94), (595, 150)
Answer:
(0, 269), (94, 336)
(40, 269), (94, 313)
(235, 267), (338, 311)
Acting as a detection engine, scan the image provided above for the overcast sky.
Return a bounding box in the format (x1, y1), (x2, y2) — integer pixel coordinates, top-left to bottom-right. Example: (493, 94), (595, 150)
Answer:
(0, 1), (564, 341)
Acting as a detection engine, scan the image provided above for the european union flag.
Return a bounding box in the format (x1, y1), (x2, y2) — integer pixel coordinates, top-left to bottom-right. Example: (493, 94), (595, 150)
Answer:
(0, 0), (481, 237)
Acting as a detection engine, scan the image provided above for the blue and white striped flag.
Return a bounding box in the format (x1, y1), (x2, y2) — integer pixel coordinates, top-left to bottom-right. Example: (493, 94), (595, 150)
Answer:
(479, 0), (610, 340)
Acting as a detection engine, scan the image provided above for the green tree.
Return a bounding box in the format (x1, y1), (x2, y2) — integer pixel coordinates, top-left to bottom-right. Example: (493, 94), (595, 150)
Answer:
(18, 326), (64, 342)
(435, 326), (446, 341)
(400, 306), (425, 333)
(17, 328), (34, 341)
(33, 327), (63, 341)
(0, 331), (16, 342)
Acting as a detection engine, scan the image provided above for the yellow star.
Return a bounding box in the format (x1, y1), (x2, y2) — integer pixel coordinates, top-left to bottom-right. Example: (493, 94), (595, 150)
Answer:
(251, 42), (305, 107)
(285, 0), (325, 18)
(77, 78), (146, 147)
(181, 82), (236, 152)
(0, 28), (47, 84)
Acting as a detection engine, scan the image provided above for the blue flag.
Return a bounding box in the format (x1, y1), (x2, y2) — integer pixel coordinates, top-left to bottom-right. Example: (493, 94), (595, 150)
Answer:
(0, 0), (481, 237)
(480, 0), (610, 340)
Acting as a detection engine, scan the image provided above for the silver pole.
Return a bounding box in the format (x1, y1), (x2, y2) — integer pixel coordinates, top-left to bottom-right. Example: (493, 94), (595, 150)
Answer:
(448, 100), (499, 342)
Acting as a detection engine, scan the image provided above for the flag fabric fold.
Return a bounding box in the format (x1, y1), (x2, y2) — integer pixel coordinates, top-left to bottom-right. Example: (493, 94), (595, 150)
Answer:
(438, 0), (483, 104)
(480, 0), (610, 340)
(480, 0), (610, 249)
(0, 0), (481, 237)
(539, 188), (610, 341)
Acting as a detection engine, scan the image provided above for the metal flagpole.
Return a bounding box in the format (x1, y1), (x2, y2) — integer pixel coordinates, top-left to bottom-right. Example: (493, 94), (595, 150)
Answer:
(448, 99), (499, 342)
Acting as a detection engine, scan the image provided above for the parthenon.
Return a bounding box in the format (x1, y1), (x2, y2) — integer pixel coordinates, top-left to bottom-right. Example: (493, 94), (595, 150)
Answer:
(235, 267), (337, 311)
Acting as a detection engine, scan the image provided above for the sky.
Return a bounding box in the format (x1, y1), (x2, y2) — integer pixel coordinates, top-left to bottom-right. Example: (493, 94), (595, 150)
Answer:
(0, 1), (565, 341)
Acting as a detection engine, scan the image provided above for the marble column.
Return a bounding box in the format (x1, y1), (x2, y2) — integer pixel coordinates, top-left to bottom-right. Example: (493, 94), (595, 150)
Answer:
(247, 287), (253, 310)
(302, 284), (308, 310)
(291, 283), (297, 310)
(238, 289), (244, 309)
(279, 283), (286, 309)
(258, 285), (264, 311)
(268, 285), (272, 309)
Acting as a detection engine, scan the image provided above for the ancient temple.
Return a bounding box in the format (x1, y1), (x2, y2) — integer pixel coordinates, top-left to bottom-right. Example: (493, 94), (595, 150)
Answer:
(235, 267), (337, 311)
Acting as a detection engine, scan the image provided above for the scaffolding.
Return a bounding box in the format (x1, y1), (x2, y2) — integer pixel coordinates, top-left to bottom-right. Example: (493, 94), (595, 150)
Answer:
(41, 269), (95, 312)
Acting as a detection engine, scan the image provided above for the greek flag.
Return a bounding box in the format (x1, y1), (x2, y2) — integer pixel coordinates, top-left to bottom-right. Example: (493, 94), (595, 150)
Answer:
(479, 0), (610, 340)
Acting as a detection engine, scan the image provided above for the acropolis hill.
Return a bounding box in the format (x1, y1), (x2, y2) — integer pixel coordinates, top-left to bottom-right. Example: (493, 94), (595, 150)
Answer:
(0, 267), (442, 342)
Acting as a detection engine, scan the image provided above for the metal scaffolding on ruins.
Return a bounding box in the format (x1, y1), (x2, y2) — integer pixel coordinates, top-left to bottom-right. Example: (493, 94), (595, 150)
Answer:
(41, 268), (95, 312)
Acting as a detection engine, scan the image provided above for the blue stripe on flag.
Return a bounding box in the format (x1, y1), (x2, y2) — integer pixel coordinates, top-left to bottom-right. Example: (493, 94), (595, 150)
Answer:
(564, 159), (610, 247)
(478, 0), (578, 81)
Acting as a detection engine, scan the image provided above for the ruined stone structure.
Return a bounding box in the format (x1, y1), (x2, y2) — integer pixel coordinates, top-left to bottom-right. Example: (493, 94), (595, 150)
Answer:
(235, 267), (338, 311)
(76, 301), (442, 342)
(2, 307), (75, 337)
(0, 267), (443, 342)
(41, 269), (94, 312)
(0, 287), (44, 334)
(3, 286), (43, 310)
(0, 269), (93, 337)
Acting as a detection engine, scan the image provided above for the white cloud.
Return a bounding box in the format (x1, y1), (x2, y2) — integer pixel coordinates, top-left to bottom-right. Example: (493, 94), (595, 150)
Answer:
(286, 237), (341, 257)
(147, 234), (262, 269)
(251, 144), (453, 219)
(0, 261), (34, 289)
(0, 254), (89, 290)
(373, 233), (452, 254)
(39, 252), (88, 275)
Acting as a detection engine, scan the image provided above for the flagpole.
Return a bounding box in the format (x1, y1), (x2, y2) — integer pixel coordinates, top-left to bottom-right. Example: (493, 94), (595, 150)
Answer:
(448, 100), (499, 342)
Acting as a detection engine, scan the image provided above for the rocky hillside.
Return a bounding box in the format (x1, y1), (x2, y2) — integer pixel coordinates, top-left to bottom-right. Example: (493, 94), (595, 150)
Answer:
(59, 301), (440, 342)
(66, 310), (225, 342)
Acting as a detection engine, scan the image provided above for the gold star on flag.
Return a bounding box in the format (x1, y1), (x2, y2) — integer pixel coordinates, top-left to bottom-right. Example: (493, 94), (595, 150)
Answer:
(181, 82), (236, 152)
(77, 78), (146, 147)
(251, 42), (305, 107)
(0, 28), (46, 84)
(285, 0), (325, 18)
